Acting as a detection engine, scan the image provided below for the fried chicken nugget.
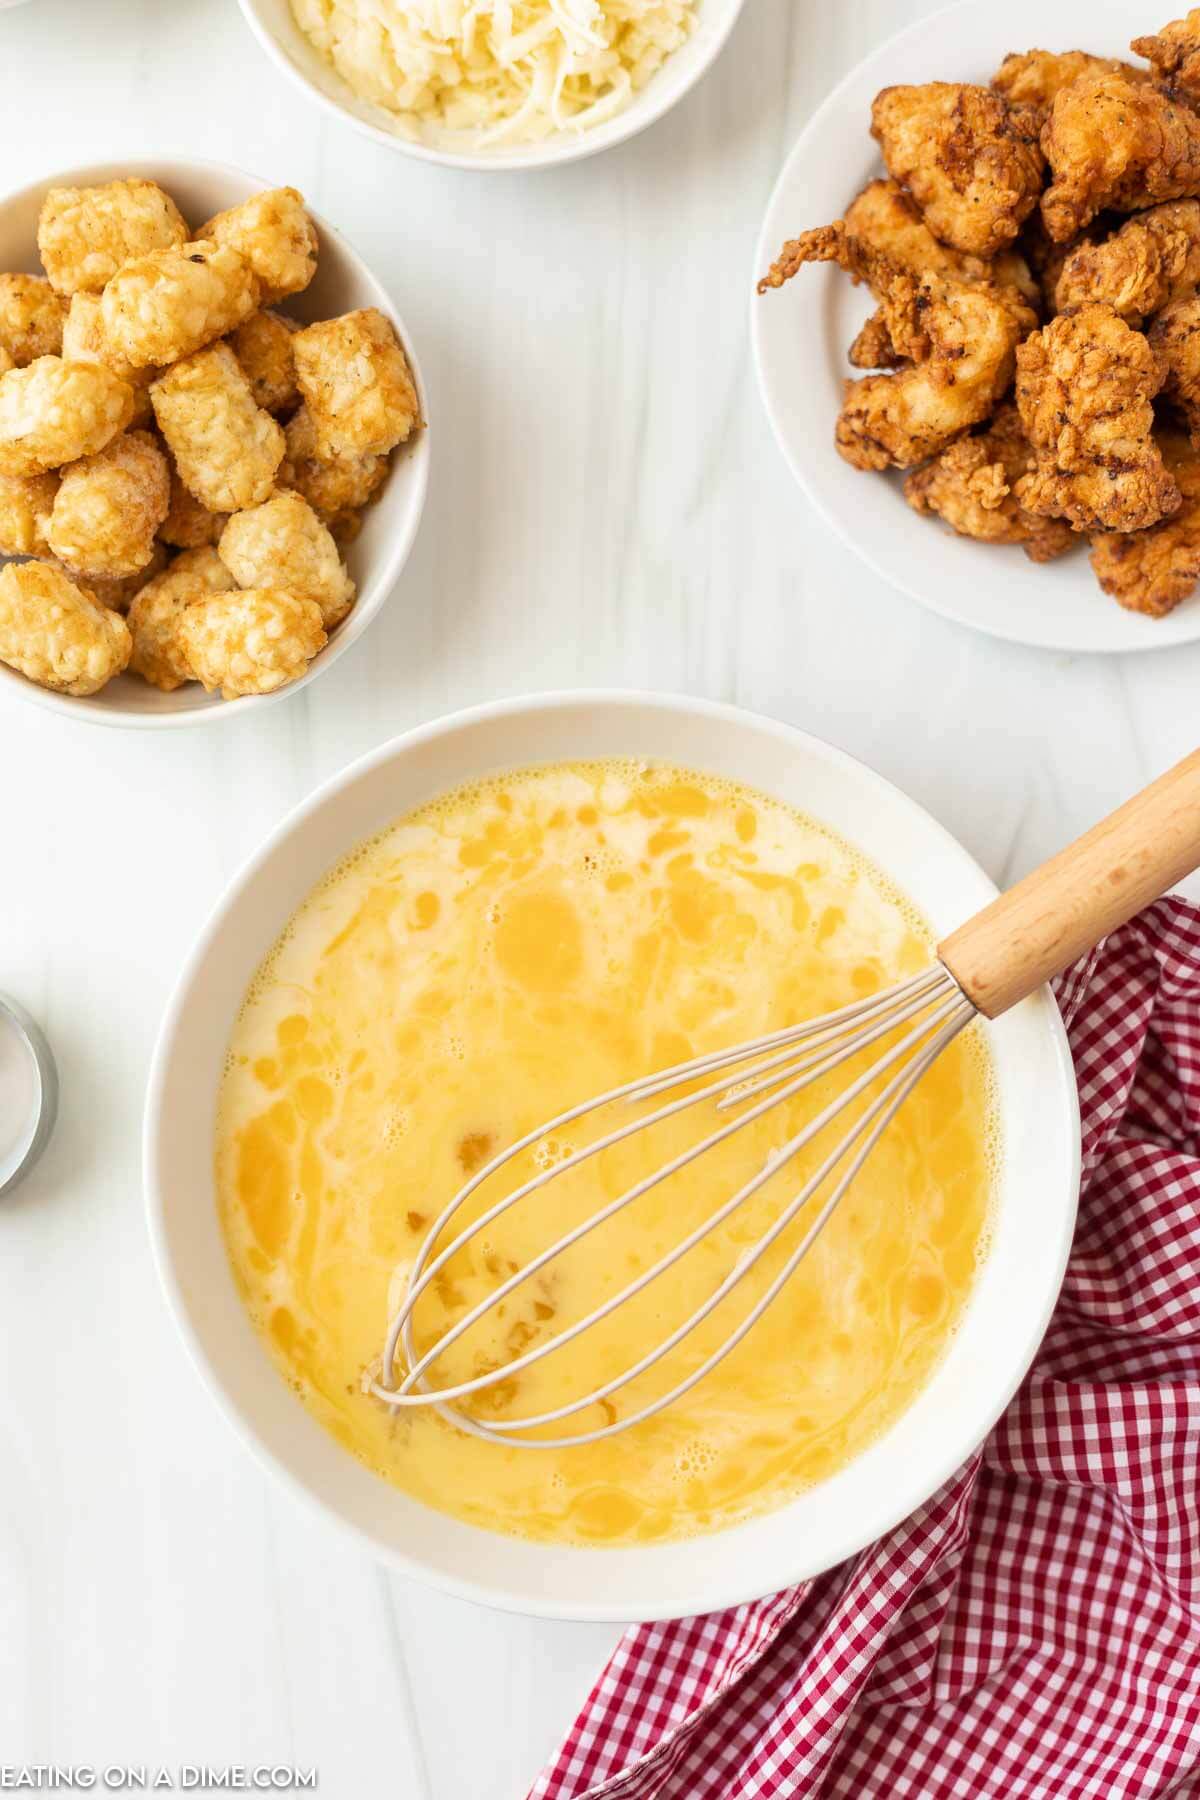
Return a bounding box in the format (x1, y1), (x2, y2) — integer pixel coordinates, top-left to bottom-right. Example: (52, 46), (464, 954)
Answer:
(102, 240), (260, 370)
(1053, 200), (1200, 323)
(1148, 291), (1200, 439)
(277, 401), (388, 523)
(0, 356), (134, 478)
(0, 558), (130, 694)
(905, 403), (1077, 560)
(46, 428), (169, 579)
(1090, 427), (1200, 615)
(127, 545), (234, 690)
(179, 587), (326, 700)
(38, 180), (188, 297)
(869, 83), (1044, 256)
(1015, 302), (1180, 530)
(0, 275), (66, 367)
(199, 189), (318, 306)
(218, 491), (354, 629)
(991, 50), (1145, 122)
(292, 308), (419, 462)
(1132, 10), (1200, 100)
(0, 468), (57, 557)
(228, 310), (298, 414)
(836, 271), (1035, 471)
(159, 466), (228, 549)
(62, 292), (155, 425)
(150, 343), (285, 514)
(1040, 70), (1200, 242)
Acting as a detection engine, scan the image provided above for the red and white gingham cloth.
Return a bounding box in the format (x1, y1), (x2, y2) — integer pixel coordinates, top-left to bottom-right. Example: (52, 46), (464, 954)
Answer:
(531, 897), (1200, 1800)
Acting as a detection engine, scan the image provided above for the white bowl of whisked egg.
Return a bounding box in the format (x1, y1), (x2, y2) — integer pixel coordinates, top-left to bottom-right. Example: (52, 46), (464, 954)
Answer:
(0, 159), (428, 727)
(145, 691), (1079, 1621)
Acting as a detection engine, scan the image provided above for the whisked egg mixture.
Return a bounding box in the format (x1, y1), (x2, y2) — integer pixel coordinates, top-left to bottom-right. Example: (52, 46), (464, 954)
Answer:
(216, 761), (997, 1546)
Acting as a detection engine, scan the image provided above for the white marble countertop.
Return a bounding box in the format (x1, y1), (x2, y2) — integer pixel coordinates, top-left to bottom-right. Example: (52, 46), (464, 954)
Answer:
(2, 0), (1198, 1794)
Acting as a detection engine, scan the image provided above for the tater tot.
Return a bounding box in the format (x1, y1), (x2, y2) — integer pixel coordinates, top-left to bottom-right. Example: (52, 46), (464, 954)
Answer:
(159, 465), (227, 548)
(128, 544), (234, 690)
(0, 558), (131, 694)
(38, 179), (188, 296)
(292, 309), (419, 461)
(68, 541), (168, 614)
(179, 586), (326, 699)
(0, 275), (66, 366)
(62, 292), (155, 424)
(218, 491), (354, 628)
(102, 239), (259, 370)
(0, 469), (58, 556)
(199, 188), (317, 304)
(229, 310), (298, 413)
(279, 401), (388, 522)
(0, 357), (134, 477)
(150, 343), (284, 513)
(47, 429), (169, 579)
(0, 348), (13, 378)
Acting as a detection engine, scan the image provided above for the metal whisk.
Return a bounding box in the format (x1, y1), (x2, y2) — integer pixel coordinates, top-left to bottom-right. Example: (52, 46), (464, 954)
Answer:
(370, 752), (1200, 1447)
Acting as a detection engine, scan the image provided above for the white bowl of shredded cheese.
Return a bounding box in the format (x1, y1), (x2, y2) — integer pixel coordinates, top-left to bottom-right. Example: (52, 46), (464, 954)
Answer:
(238, 0), (746, 168)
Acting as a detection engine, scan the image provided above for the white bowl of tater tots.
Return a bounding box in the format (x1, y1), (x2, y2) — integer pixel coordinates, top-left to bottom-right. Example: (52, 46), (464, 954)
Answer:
(0, 160), (428, 727)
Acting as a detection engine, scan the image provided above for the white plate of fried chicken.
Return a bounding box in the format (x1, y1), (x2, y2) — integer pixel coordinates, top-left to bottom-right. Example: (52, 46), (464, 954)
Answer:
(752, 0), (1200, 653)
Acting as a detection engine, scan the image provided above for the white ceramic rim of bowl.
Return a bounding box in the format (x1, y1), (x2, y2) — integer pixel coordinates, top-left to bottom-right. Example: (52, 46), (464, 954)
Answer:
(236, 0), (748, 172)
(0, 156), (430, 729)
(144, 688), (1080, 1622)
(749, 0), (1200, 656)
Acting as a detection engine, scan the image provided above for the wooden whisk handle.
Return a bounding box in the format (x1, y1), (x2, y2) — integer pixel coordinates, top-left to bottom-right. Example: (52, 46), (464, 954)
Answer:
(938, 750), (1200, 1019)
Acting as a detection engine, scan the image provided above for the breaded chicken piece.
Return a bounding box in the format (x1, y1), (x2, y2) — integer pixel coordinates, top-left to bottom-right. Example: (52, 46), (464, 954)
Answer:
(62, 292), (155, 426)
(1054, 200), (1200, 322)
(292, 308), (419, 461)
(1041, 71), (1200, 241)
(218, 491), (354, 629)
(150, 343), (284, 514)
(179, 587), (326, 700)
(127, 544), (235, 690)
(159, 466), (228, 549)
(38, 180), (188, 296)
(0, 275), (66, 367)
(0, 469), (58, 557)
(102, 240), (260, 370)
(199, 189), (317, 305)
(0, 558), (131, 694)
(992, 50), (1145, 122)
(0, 357), (134, 478)
(47, 429), (169, 579)
(870, 83), (1044, 256)
(1015, 302), (1180, 530)
(228, 310), (298, 414)
(1132, 10), (1200, 99)
(277, 403), (388, 524)
(848, 310), (905, 369)
(1089, 426), (1200, 615)
(905, 403), (1078, 560)
(1149, 291), (1200, 438)
(837, 270), (1035, 470)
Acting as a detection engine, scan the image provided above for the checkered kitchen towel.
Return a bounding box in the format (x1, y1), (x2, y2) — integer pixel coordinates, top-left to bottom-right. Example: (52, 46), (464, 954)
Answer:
(531, 897), (1200, 1800)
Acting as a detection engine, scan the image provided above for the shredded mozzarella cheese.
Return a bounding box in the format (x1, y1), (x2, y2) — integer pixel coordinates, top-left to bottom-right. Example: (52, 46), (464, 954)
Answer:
(291, 0), (698, 147)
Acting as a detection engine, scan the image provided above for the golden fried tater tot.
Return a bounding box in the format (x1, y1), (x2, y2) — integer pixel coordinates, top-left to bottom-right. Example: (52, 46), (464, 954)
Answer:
(0, 275), (66, 366)
(102, 239), (259, 370)
(328, 507), (362, 547)
(200, 188), (317, 305)
(179, 586), (326, 699)
(47, 429), (169, 579)
(219, 490), (354, 628)
(159, 465), (227, 548)
(292, 308), (419, 461)
(0, 348), (12, 378)
(229, 310), (298, 413)
(127, 544), (234, 690)
(62, 292), (155, 425)
(0, 469), (58, 557)
(0, 558), (130, 694)
(38, 180), (188, 296)
(150, 343), (284, 513)
(59, 541), (169, 614)
(0, 356), (134, 477)
(278, 401), (388, 522)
